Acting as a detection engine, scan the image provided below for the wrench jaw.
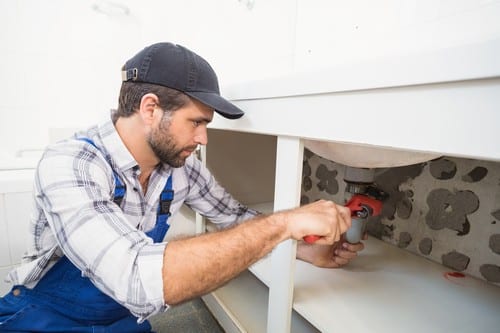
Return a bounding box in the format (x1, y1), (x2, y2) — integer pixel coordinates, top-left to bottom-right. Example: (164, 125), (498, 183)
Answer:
(345, 195), (383, 218)
(355, 205), (372, 219)
(344, 195), (383, 244)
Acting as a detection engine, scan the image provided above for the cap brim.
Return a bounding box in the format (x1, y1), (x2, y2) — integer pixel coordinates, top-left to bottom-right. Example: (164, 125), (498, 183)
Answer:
(185, 91), (244, 119)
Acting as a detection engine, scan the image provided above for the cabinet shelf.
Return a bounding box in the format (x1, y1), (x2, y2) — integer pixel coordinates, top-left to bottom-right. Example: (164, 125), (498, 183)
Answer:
(250, 237), (500, 332)
(203, 269), (319, 333)
(296, 237), (499, 332)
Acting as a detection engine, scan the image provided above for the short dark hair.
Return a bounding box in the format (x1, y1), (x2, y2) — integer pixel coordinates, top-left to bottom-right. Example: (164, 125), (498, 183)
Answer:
(112, 81), (190, 122)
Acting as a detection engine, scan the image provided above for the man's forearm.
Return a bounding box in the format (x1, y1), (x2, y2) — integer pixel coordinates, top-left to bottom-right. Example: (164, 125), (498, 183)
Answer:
(162, 213), (288, 304)
(161, 199), (352, 304)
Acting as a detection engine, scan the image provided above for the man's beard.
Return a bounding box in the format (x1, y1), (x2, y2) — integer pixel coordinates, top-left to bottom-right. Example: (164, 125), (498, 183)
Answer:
(148, 120), (196, 168)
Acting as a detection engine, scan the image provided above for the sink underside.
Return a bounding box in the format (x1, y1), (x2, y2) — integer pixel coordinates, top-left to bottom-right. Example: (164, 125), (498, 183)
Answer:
(304, 140), (440, 168)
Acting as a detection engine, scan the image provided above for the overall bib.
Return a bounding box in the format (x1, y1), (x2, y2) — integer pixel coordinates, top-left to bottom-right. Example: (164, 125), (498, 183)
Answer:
(0, 139), (174, 332)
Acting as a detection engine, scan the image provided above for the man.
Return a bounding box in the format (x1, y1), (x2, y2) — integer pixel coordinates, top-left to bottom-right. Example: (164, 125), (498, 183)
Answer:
(0, 42), (364, 332)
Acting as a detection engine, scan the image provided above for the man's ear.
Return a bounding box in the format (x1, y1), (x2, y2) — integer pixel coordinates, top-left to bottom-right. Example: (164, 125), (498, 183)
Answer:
(139, 93), (160, 125)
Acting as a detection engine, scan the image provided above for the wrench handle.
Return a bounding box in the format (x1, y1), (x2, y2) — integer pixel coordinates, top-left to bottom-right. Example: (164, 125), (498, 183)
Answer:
(303, 235), (321, 244)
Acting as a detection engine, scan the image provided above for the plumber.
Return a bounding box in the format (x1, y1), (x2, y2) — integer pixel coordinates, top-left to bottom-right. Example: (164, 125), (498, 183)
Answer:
(0, 42), (365, 332)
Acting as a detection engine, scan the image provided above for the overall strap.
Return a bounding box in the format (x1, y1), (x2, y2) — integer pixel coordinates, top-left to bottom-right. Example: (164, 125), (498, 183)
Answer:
(146, 175), (174, 243)
(77, 137), (174, 242)
(77, 137), (125, 206)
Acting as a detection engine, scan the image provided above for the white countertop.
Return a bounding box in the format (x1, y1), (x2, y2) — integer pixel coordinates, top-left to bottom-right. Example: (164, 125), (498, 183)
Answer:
(222, 38), (500, 101)
(212, 38), (500, 164)
(0, 169), (36, 193)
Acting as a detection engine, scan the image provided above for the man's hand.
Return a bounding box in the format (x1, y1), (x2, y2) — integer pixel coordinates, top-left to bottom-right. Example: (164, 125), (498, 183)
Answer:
(297, 234), (367, 268)
(282, 200), (352, 245)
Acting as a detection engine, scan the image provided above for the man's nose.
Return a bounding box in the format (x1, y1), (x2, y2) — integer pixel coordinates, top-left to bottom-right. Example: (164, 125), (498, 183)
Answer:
(194, 128), (208, 146)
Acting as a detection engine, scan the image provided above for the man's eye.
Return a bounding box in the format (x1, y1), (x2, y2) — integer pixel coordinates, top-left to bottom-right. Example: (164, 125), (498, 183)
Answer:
(193, 121), (201, 127)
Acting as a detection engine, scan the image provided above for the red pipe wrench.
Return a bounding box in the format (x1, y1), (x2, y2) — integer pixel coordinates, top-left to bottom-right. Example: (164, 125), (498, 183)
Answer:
(303, 194), (382, 244)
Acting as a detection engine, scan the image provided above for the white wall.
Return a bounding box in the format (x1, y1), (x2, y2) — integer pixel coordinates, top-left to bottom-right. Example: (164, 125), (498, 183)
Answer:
(2, 0), (499, 155)
(0, 0), (296, 154)
(293, 0), (500, 72)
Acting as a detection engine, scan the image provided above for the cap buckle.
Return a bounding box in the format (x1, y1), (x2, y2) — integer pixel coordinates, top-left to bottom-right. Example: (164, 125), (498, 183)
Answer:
(121, 68), (138, 81)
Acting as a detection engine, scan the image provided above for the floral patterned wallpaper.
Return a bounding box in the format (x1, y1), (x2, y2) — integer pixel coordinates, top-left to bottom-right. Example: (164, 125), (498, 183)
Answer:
(301, 149), (500, 285)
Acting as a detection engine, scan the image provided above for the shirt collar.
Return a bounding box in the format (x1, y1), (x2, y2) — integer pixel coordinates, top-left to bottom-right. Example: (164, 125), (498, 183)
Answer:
(97, 120), (138, 173)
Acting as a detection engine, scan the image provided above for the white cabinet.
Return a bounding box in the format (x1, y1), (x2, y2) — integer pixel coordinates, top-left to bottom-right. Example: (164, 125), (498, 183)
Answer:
(201, 128), (500, 333)
(0, 197), (11, 268)
(200, 38), (500, 332)
(0, 169), (35, 295)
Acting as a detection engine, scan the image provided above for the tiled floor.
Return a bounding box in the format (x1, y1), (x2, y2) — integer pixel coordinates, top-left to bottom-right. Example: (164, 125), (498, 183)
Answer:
(149, 298), (225, 333)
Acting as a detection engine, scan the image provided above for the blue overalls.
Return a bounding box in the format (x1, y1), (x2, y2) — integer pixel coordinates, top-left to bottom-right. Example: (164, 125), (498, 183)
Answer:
(0, 139), (174, 332)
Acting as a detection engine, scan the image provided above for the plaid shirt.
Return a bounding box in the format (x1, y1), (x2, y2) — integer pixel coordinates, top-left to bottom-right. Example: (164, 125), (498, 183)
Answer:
(6, 120), (257, 321)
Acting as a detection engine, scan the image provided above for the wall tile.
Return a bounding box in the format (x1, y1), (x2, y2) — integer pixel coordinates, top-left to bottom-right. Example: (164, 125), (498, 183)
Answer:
(302, 150), (500, 285)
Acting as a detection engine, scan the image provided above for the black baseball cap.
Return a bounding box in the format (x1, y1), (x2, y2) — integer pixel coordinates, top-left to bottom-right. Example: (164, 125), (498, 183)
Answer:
(122, 42), (244, 119)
